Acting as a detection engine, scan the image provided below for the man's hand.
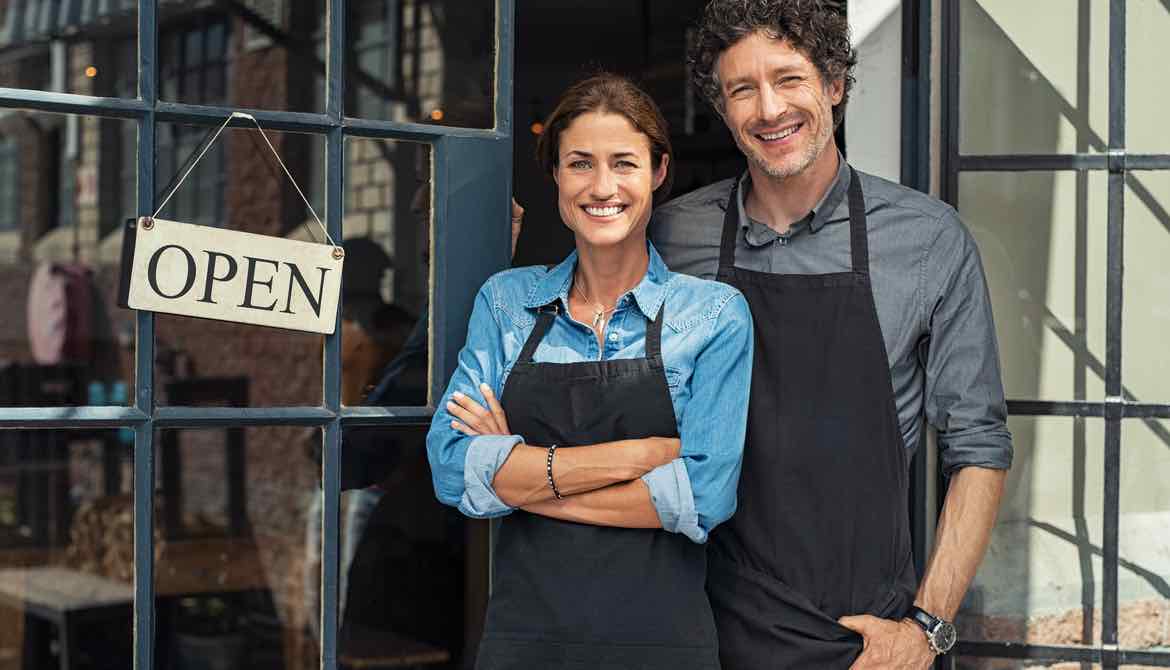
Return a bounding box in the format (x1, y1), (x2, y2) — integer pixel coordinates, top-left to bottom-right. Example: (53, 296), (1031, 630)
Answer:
(511, 198), (524, 259)
(838, 615), (934, 670)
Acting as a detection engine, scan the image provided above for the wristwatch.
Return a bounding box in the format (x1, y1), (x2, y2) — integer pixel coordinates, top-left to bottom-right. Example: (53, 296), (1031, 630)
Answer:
(907, 606), (957, 654)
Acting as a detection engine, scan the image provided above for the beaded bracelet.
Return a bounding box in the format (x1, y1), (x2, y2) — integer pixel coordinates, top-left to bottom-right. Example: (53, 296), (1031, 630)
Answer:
(546, 444), (564, 500)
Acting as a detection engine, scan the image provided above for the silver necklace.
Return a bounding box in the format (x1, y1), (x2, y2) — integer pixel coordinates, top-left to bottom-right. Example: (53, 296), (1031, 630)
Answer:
(573, 276), (617, 331)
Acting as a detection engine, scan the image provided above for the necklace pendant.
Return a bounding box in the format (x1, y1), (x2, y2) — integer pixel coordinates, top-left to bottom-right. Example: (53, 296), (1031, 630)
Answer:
(592, 310), (604, 330)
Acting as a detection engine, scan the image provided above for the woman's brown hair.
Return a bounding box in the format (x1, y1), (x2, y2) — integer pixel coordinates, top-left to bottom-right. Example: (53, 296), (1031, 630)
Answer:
(535, 73), (674, 205)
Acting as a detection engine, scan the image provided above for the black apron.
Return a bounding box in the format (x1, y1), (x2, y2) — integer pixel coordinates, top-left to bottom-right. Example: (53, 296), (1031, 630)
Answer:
(476, 299), (720, 670)
(707, 168), (917, 669)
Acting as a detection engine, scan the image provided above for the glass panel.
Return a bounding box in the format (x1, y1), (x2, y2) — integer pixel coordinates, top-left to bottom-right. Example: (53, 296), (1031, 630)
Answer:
(1119, 420), (1170, 656)
(1127, 1), (1170, 153)
(154, 124), (326, 407)
(0, 430), (133, 668)
(958, 171), (1107, 402)
(1122, 171), (1170, 405)
(954, 661), (1103, 669)
(335, 425), (486, 668)
(0, 112), (137, 407)
(958, 417), (1103, 647)
(959, 0), (1108, 155)
(0, 1), (138, 98)
(345, 0), (495, 128)
(158, 1), (327, 113)
(341, 139), (431, 407)
(154, 427), (321, 670)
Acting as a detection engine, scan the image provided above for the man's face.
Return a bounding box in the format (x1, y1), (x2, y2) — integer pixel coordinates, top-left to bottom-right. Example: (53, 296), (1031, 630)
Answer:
(715, 32), (843, 180)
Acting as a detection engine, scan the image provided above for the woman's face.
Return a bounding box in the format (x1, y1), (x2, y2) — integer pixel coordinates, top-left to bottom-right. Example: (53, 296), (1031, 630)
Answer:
(554, 112), (668, 252)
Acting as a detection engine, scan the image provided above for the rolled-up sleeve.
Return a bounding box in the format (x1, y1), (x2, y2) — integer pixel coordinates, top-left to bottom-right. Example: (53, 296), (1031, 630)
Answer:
(426, 281), (523, 518)
(923, 210), (1014, 475)
(642, 291), (753, 543)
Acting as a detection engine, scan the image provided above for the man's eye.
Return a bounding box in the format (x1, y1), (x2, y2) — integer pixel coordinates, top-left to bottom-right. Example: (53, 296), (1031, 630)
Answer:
(779, 76), (803, 86)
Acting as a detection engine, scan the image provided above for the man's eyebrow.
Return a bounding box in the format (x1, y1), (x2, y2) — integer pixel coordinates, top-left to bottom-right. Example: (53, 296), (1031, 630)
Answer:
(723, 65), (805, 89)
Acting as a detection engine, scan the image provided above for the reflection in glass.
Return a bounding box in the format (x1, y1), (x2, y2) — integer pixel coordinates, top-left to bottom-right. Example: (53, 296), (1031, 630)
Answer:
(159, 1), (326, 114)
(958, 0), (1108, 156)
(341, 139), (431, 407)
(959, 171), (1107, 402)
(1128, 1), (1170, 152)
(153, 125), (326, 407)
(0, 1), (138, 98)
(345, 0), (495, 128)
(958, 417), (1103, 647)
(1119, 421), (1170, 656)
(0, 112), (136, 407)
(329, 426), (487, 668)
(1122, 172), (1170, 407)
(0, 431), (133, 668)
(155, 428), (321, 670)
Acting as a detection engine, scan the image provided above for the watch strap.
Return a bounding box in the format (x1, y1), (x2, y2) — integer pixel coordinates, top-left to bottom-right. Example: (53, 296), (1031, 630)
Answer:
(908, 605), (938, 633)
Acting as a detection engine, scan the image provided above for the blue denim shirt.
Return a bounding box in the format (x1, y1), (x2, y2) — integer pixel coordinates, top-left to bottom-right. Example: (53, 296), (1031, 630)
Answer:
(426, 242), (753, 543)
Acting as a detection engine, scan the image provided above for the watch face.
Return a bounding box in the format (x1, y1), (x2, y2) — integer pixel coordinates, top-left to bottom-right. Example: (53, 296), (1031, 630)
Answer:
(931, 622), (958, 652)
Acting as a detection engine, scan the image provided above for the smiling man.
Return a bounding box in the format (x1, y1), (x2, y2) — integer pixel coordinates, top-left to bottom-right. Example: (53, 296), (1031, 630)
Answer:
(646, 1), (1013, 668)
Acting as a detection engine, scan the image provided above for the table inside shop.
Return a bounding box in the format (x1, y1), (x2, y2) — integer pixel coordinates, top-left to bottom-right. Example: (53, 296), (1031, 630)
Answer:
(339, 623), (451, 669)
(0, 566), (132, 670)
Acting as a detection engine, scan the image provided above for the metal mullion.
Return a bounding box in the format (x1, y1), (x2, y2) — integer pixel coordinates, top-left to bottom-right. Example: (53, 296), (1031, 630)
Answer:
(1101, 0), (1126, 660)
(1006, 400), (1106, 417)
(320, 0), (345, 667)
(0, 407), (150, 428)
(344, 116), (503, 141)
(156, 100), (335, 133)
(0, 87), (148, 118)
(939, 0), (960, 206)
(957, 641), (1170, 666)
(495, 0), (515, 136)
(1126, 154), (1170, 169)
(338, 406), (434, 425)
(959, 154), (1108, 171)
(134, 1), (158, 668)
(153, 406), (336, 427)
(1121, 403), (1170, 418)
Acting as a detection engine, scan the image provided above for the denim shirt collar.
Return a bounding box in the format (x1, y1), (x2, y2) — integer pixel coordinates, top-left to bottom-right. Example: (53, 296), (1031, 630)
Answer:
(524, 241), (672, 321)
(737, 150), (851, 247)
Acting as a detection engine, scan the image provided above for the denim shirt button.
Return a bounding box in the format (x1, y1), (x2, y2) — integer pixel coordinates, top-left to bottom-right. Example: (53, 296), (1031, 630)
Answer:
(608, 332), (619, 342)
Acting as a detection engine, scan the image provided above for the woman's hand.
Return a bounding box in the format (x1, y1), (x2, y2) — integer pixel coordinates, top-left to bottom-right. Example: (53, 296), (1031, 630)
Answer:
(448, 383), (511, 436)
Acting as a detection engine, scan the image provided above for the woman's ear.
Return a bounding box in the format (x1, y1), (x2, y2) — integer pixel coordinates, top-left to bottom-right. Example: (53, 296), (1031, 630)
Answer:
(652, 154), (670, 191)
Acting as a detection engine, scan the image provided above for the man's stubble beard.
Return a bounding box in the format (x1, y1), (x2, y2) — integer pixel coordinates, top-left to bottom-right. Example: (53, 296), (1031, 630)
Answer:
(734, 109), (835, 181)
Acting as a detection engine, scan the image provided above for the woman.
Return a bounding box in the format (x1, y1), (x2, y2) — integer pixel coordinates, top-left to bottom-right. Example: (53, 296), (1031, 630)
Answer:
(426, 73), (753, 670)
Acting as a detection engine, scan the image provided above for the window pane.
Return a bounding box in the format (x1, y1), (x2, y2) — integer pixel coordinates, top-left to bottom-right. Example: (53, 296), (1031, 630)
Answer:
(153, 124), (326, 407)
(958, 171), (1107, 402)
(0, 112), (137, 407)
(958, 417), (1103, 647)
(1127, 1), (1170, 153)
(959, 0), (1109, 155)
(0, 430), (133, 668)
(0, 2), (138, 98)
(158, 2), (327, 113)
(335, 425), (487, 667)
(1122, 171), (1170, 405)
(345, 0), (495, 128)
(341, 139), (431, 407)
(154, 427), (320, 669)
(1119, 420), (1170, 656)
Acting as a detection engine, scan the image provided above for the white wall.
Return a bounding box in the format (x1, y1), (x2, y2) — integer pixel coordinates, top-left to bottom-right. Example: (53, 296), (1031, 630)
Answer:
(847, 0), (903, 182)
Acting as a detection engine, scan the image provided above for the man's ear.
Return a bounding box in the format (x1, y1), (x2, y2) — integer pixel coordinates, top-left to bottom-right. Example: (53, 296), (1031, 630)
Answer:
(653, 154), (671, 191)
(827, 76), (845, 106)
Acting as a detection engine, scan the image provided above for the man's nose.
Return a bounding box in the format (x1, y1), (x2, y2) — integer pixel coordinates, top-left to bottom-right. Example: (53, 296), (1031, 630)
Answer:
(757, 85), (788, 124)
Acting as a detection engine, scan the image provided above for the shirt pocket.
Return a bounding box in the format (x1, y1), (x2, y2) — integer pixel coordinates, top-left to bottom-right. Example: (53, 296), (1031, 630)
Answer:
(665, 366), (684, 391)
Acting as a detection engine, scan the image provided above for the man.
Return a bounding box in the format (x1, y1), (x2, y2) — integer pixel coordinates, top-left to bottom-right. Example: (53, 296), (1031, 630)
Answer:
(645, 1), (1011, 668)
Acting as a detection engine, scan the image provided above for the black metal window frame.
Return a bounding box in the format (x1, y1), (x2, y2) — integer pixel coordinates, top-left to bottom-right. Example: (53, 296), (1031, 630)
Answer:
(934, 0), (1170, 667)
(0, 1), (516, 668)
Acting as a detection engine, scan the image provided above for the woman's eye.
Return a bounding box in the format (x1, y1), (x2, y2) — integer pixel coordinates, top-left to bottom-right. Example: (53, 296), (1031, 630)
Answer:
(569, 160), (591, 169)
(616, 160), (638, 169)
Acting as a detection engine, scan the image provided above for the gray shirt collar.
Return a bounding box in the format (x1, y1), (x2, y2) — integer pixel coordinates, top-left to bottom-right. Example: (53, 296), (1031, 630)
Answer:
(736, 151), (851, 248)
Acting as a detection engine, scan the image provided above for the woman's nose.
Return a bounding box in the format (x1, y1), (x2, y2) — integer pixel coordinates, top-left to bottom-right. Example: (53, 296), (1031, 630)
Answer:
(590, 166), (618, 199)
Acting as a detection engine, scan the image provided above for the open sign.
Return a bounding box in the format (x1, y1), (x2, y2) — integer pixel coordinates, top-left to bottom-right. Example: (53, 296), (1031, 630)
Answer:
(119, 217), (343, 334)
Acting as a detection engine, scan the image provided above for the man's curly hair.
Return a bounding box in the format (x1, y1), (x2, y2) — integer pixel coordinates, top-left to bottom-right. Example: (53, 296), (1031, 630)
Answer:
(689, 0), (857, 128)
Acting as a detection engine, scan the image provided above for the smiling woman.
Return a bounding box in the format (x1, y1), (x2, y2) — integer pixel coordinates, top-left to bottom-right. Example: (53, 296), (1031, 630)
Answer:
(425, 73), (754, 670)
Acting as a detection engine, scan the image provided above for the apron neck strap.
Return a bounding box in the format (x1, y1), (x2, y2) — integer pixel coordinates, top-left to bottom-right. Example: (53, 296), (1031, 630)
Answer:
(518, 305), (558, 364)
(644, 302), (665, 360)
(717, 166), (871, 276)
(845, 167), (869, 275)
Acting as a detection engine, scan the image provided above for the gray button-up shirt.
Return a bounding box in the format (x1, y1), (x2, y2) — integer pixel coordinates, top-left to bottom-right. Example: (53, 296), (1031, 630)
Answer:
(649, 158), (1012, 473)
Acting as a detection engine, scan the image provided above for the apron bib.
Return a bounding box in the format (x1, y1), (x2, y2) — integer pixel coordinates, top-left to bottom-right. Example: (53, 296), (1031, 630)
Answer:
(707, 168), (917, 669)
(476, 298), (719, 670)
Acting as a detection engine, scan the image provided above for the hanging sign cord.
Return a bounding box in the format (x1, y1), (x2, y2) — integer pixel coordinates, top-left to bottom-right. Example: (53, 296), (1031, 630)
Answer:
(151, 111), (337, 249)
